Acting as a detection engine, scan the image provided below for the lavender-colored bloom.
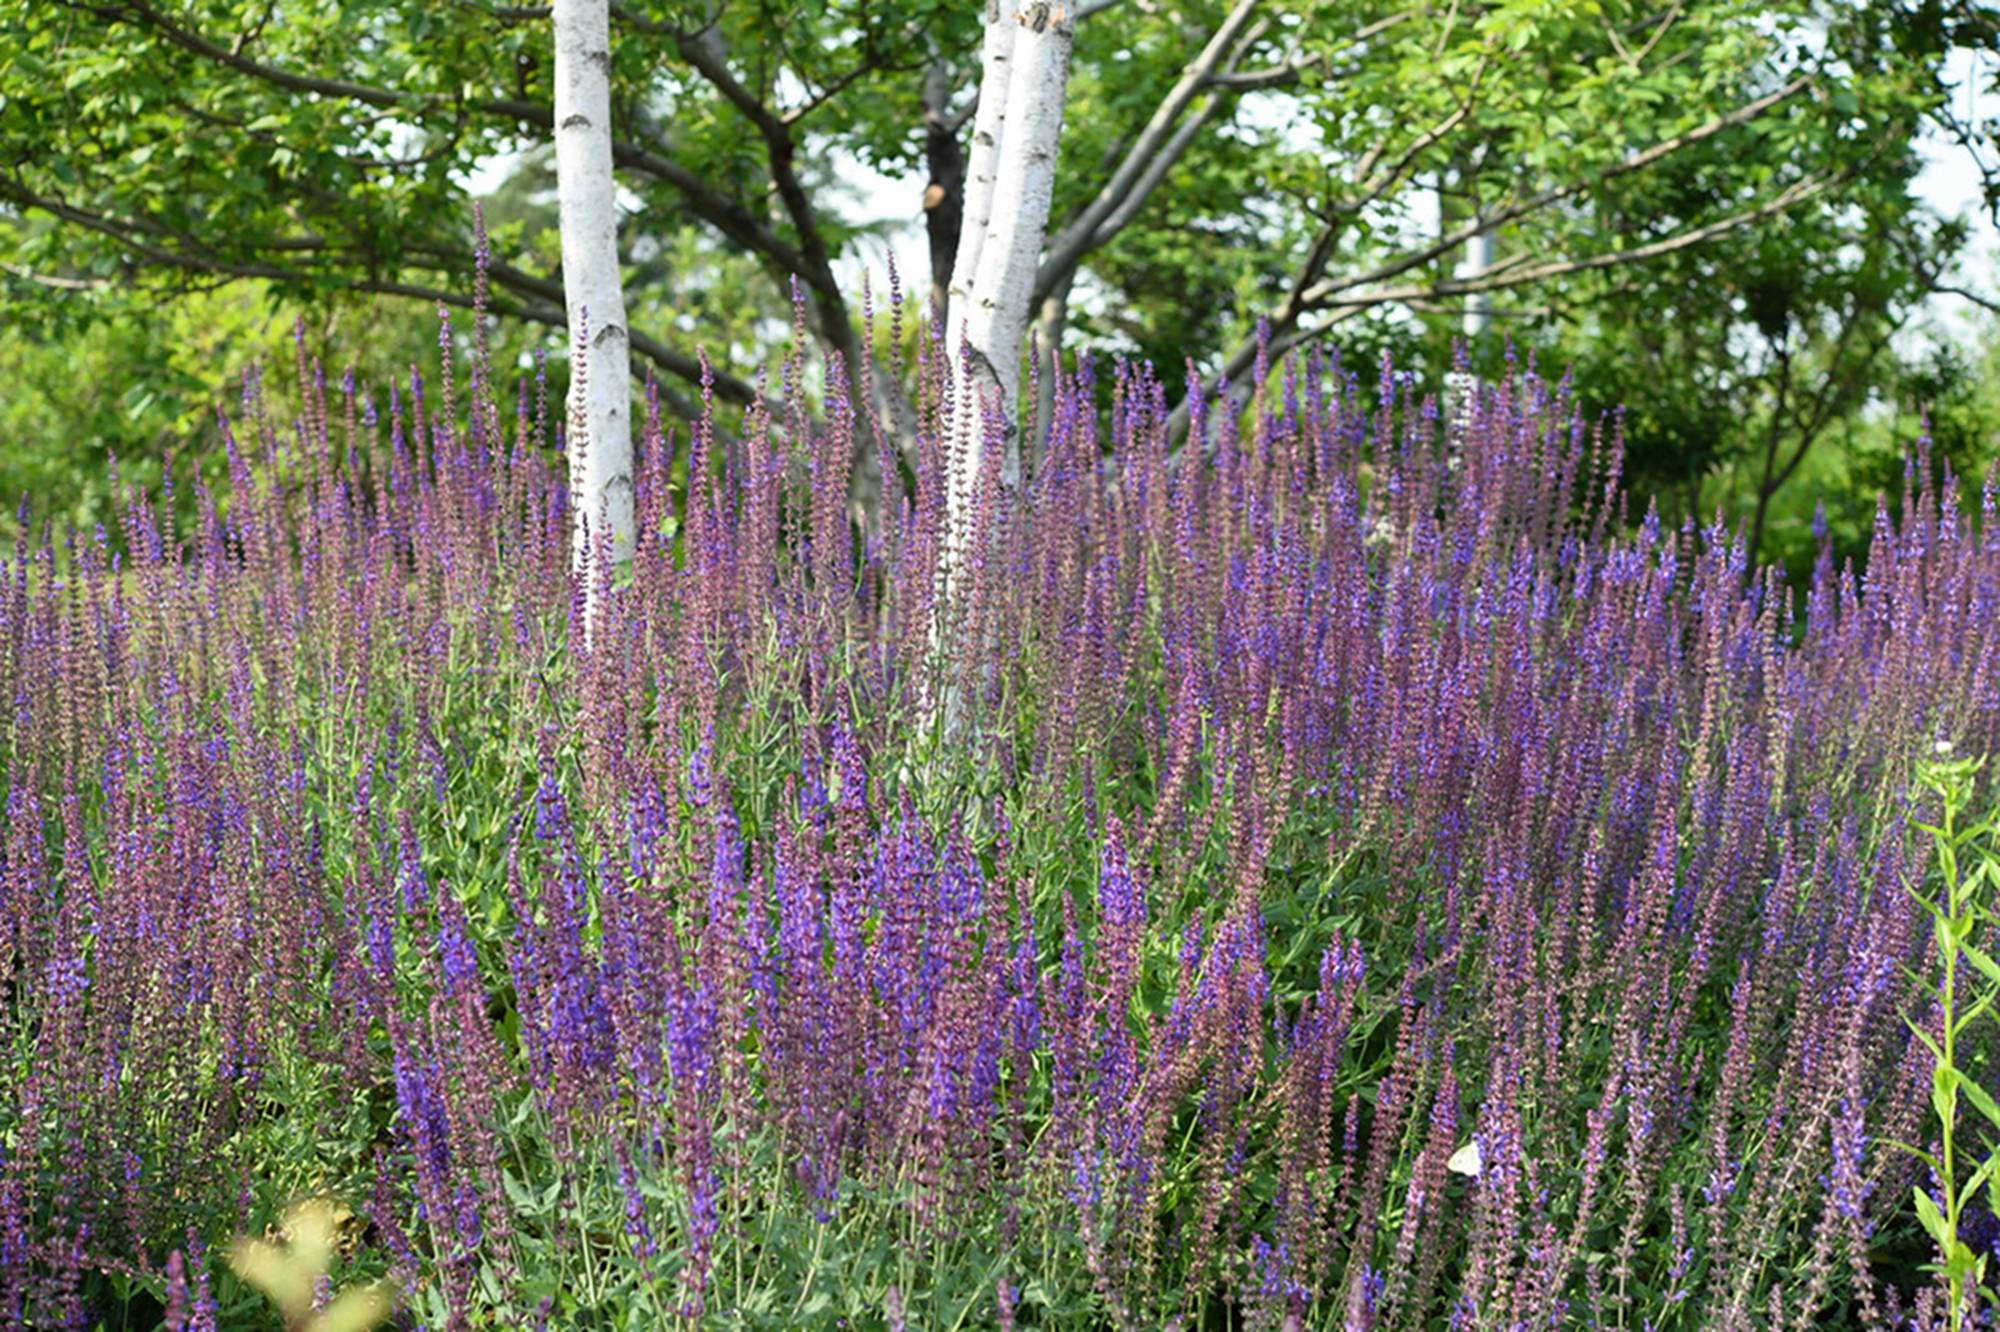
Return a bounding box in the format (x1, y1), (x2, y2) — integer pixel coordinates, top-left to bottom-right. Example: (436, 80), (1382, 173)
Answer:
(0, 300), (1989, 1328)
(434, 884), (480, 993)
(618, 1145), (653, 1261)
(161, 1249), (190, 1331)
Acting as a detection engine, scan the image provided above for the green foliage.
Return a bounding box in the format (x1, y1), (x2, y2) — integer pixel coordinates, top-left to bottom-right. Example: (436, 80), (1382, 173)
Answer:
(0, 252), (559, 544)
(2, 0), (1991, 539)
(1726, 326), (2000, 583)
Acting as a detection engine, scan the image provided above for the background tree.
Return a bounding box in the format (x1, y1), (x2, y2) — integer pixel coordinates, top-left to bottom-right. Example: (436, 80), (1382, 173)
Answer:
(1445, 137), (1955, 571)
(0, 0), (1995, 538)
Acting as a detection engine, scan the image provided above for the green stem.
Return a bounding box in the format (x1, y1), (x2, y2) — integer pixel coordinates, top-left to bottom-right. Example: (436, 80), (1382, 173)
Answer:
(788, 1216), (829, 1319)
(742, 1135), (785, 1308)
(569, 1160), (599, 1308)
(1944, 810), (1963, 1332)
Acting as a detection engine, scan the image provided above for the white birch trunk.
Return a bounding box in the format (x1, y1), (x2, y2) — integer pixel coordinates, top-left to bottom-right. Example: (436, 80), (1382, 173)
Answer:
(943, 2), (1074, 578)
(552, 0), (634, 578)
(944, 0), (1018, 339)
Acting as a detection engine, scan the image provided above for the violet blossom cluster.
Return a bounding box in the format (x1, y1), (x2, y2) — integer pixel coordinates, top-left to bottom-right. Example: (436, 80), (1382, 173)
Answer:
(0, 264), (1994, 1328)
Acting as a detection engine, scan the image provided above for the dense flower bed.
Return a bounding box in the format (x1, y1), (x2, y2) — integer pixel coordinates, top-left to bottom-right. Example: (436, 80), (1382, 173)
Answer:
(2, 281), (1997, 1328)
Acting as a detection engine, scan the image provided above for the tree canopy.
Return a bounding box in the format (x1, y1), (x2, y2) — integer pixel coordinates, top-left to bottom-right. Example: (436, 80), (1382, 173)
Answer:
(1, 0), (1997, 539)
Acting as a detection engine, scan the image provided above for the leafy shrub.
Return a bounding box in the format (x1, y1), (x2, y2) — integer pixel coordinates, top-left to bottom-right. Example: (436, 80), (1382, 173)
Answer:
(2, 275), (1999, 1329)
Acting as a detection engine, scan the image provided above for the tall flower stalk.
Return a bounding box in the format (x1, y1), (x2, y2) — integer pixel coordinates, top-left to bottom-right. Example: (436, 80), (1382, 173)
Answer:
(1, 275), (1998, 1325)
(1905, 749), (2000, 1330)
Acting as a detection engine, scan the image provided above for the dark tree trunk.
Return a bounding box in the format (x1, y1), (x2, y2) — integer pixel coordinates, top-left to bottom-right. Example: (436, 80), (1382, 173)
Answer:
(922, 61), (966, 319)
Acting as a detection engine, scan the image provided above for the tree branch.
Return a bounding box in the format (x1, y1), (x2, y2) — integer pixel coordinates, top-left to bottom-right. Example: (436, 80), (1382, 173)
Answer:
(1340, 66), (1486, 217)
(782, 54), (894, 127)
(1317, 172), (1837, 309)
(1931, 280), (2000, 316)
(1302, 74), (1815, 308)
(0, 175), (729, 417)
(1032, 6), (1420, 310)
(1168, 168), (1837, 445)
(667, 24), (842, 307)
(88, 0), (823, 286)
(0, 262), (114, 291)
(663, 17), (918, 479)
(1034, 0), (1267, 304)
(1206, 54), (1314, 90)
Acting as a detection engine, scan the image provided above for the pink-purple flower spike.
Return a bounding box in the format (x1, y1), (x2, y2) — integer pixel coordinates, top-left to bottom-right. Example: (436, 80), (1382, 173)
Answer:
(0, 291), (1991, 1327)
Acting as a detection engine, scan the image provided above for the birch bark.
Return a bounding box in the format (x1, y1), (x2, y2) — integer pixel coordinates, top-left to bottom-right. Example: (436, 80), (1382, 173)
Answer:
(552, 0), (634, 575)
(944, 0), (1018, 340)
(943, 2), (1074, 576)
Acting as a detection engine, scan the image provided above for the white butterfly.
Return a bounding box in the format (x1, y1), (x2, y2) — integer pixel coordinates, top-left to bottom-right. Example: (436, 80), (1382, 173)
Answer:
(1446, 1141), (1482, 1178)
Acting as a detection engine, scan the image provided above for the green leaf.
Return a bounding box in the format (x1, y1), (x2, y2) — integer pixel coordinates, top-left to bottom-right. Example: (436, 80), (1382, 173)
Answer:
(1907, 1021), (1944, 1067)
(1959, 1075), (2000, 1133)
(1958, 1154), (2000, 1211)
(1914, 1185), (1949, 1245)
(1885, 1137), (1942, 1172)
(1949, 1238), (1980, 1283)
(1962, 941), (2000, 989)
(1910, 892), (1951, 927)
(1955, 989), (1998, 1036)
